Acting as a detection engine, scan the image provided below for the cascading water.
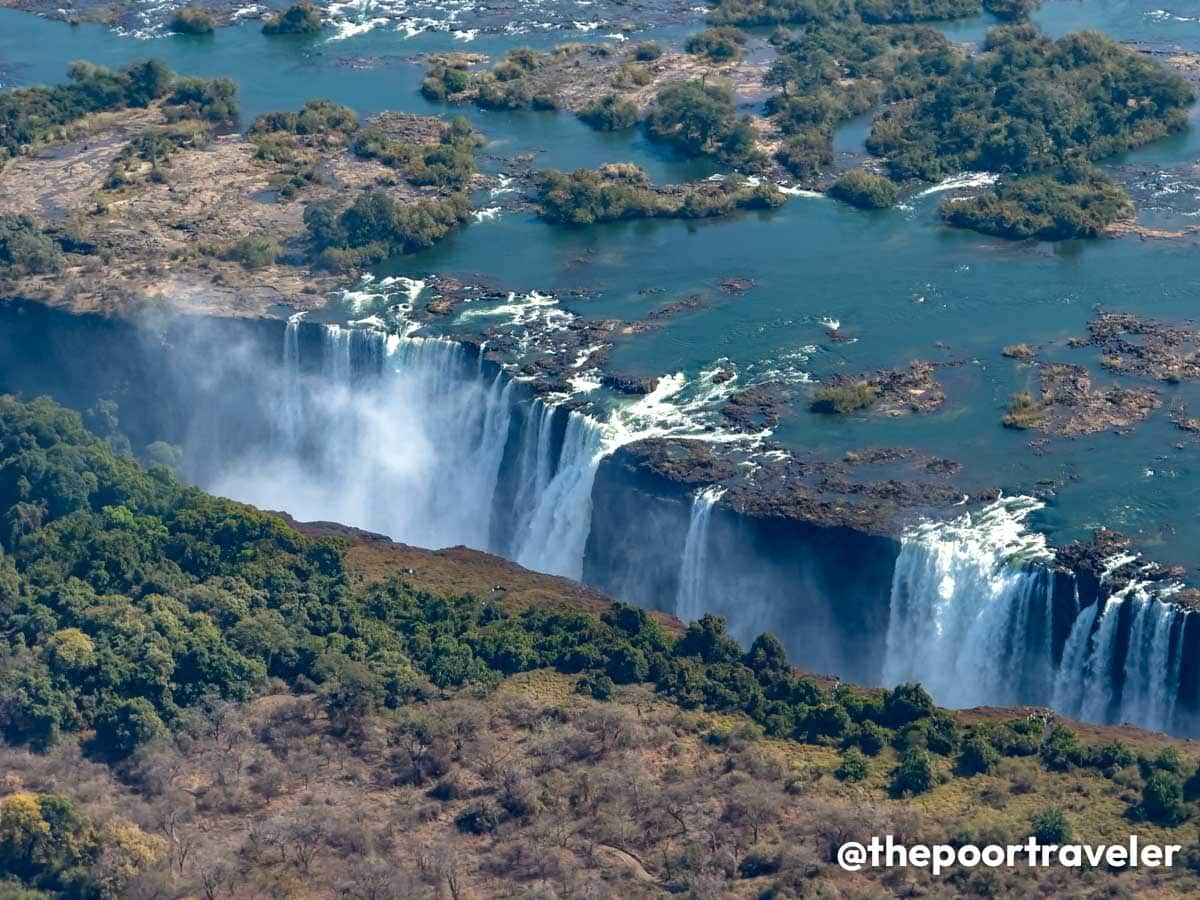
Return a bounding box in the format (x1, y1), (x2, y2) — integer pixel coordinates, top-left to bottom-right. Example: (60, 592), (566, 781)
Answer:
(883, 496), (1055, 709)
(884, 496), (1193, 734)
(674, 486), (725, 623)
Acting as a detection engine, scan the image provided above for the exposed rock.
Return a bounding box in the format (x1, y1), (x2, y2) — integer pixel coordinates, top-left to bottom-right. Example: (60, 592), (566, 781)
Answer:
(816, 360), (947, 417)
(720, 382), (786, 430)
(1072, 312), (1200, 382)
(718, 276), (755, 294)
(0, 104), (470, 318)
(1005, 363), (1161, 437)
(1002, 343), (1037, 359)
(601, 373), (660, 395)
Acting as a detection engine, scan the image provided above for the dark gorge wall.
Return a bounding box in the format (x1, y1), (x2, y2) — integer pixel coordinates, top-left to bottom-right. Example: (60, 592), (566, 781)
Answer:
(3, 302), (1199, 736)
(584, 446), (901, 686)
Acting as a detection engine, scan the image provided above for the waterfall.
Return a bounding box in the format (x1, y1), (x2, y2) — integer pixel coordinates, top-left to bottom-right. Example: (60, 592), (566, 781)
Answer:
(512, 410), (605, 579)
(885, 496), (1193, 734)
(674, 486), (725, 623)
(882, 497), (1054, 708)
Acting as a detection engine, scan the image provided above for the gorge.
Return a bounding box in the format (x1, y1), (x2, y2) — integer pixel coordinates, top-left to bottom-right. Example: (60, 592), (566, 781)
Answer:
(3, 299), (1196, 738)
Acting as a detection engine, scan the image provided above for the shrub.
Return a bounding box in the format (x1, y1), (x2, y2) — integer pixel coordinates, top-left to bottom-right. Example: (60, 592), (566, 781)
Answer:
(892, 747), (936, 797)
(630, 41), (663, 61)
(262, 1), (323, 35)
(738, 845), (781, 877)
(959, 734), (1000, 775)
(455, 799), (502, 834)
(1140, 771), (1188, 825)
(776, 129), (833, 181)
(828, 169), (899, 209)
(221, 235), (280, 269)
(578, 95), (639, 131)
(685, 27), (748, 61)
(171, 7), (216, 33)
(941, 167), (1133, 241)
(0, 214), (64, 274)
(836, 748), (870, 782)
(1030, 807), (1072, 844)
(810, 382), (878, 414)
(1002, 392), (1045, 429)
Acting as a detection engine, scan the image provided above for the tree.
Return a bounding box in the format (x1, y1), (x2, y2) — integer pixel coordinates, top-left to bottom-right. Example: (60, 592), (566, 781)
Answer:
(171, 7), (216, 34)
(1030, 807), (1071, 844)
(262, 1), (323, 34)
(828, 169), (899, 209)
(958, 734), (999, 775)
(94, 698), (165, 759)
(578, 95), (638, 131)
(836, 748), (870, 782)
(892, 748), (936, 796)
(1140, 771), (1188, 825)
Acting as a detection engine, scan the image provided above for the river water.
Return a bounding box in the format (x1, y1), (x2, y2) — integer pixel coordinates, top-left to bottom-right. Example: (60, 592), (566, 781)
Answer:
(4, 0), (1200, 729)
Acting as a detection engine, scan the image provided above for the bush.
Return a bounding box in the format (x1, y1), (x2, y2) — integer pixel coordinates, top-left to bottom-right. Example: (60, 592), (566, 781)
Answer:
(1140, 771), (1188, 825)
(983, 0), (1041, 19)
(262, 1), (323, 35)
(776, 129), (833, 181)
(630, 41), (663, 61)
(221, 235), (280, 269)
(1002, 392), (1044, 429)
(738, 845), (781, 877)
(0, 214), (64, 275)
(941, 167), (1133, 241)
(959, 734), (1000, 775)
(810, 381), (878, 414)
(836, 748), (870, 782)
(828, 169), (899, 209)
(685, 27), (748, 61)
(645, 80), (763, 169)
(171, 7), (215, 33)
(93, 698), (164, 759)
(455, 799), (502, 834)
(577, 671), (614, 700)
(1030, 807), (1072, 844)
(892, 747), (936, 796)
(578, 95), (638, 131)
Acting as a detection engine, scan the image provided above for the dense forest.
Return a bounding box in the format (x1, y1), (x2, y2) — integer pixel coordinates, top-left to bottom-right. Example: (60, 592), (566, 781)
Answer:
(0, 61), (238, 167)
(1, 395), (1199, 896)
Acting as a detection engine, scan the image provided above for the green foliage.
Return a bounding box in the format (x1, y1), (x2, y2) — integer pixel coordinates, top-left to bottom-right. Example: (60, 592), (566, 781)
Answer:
(0, 215), (63, 275)
(166, 75), (239, 124)
(421, 63), (472, 101)
(892, 747), (936, 796)
(959, 733), (1000, 775)
(251, 99), (358, 137)
(776, 129), (833, 181)
(306, 190), (471, 270)
(0, 60), (189, 165)
(685, 27), (748, 62)
(220, 235), (280, 269)
(631, 41), (664, 62)
(982, 0), (1041, 21)
(828, 169), (899, 208)
(857, 0), (977, 23)
(810, 381), (879, 414)
(868, 27), (1195, 180)
(1140, 771), (1188, 825)
(578, 95), (639, 131)
(646, 80), (764, 169)
(170, 7), (216, 34)
(835, 747), (870, 782)
(1002, 392), (1045, 429)
(1040, 725), (1085, 771)
(93, 698), (164, 759)
(1030, 807), (1072, 844)
(941, 165), (1132, 241)
(262, 1), (323, 35)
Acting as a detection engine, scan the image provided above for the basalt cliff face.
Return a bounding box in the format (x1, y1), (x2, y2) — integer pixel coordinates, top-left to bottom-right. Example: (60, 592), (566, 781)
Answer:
(4, 300), (1200, 736)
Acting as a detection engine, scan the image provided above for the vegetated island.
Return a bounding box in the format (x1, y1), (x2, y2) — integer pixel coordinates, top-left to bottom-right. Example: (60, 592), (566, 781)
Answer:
(426, 0), (1196, 240)
(0, 61), (484, 316)
(3, 394), (1200, 898)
